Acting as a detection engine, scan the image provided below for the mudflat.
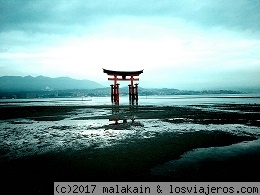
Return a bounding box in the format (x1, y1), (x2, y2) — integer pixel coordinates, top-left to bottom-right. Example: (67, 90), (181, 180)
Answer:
(0, 103), (259, 194)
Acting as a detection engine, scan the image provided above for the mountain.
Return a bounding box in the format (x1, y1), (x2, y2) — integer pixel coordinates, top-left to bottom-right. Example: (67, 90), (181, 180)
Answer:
(0, 76), (104, 92)
(0, 75), (250, 99)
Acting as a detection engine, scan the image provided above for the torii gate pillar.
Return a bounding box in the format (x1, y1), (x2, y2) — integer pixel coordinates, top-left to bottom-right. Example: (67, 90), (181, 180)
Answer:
(103, 69), (143, 104)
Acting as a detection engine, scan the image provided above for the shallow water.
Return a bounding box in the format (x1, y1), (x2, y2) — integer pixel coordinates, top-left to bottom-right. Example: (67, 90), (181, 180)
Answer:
(1, 94), (260, 107)
(1, 115), (259, 160)
(1, 95), (260, 183)
(151, 138), (260, 180)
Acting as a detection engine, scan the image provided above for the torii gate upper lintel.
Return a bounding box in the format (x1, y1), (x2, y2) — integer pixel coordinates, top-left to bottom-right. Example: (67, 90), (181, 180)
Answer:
(103, 68), (143, 104)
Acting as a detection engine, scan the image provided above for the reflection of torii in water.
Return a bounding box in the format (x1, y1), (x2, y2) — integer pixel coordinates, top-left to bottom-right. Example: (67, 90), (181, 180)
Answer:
(103, 68), (144, 104)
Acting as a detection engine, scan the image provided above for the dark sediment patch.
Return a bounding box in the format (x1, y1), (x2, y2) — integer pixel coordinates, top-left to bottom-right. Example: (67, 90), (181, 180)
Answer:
(0, 130), (256, 194)
(29, 115), (67, 121)
(1, 104), (259, 126)
(70, 104), (260, 127)
(212, 103), (260, 112)
(160, 105), (260, 127)
(0, 106), (76, 121)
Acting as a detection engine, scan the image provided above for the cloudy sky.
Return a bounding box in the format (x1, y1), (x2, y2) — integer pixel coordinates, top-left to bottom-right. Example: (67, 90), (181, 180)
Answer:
(0, 0), (260, 90)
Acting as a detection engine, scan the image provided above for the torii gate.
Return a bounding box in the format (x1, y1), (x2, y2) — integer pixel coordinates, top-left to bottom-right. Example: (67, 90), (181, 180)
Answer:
(103, 68), (143, 104)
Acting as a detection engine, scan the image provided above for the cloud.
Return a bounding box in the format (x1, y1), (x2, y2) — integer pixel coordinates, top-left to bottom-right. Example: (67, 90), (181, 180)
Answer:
(186, 0), (260, 34)
(1, 16), (259, 88)
(1, 0), (260, 35)
(0, 0), (260, 90)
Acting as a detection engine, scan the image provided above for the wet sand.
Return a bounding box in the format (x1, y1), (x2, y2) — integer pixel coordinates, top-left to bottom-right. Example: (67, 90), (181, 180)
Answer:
(0, 103), (260, 194)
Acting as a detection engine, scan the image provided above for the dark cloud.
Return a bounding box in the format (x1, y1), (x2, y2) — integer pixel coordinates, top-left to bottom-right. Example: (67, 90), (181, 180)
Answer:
(0, 0), (100, 34)
(0, 0), (260, 34)
(183, 0), (260, 32)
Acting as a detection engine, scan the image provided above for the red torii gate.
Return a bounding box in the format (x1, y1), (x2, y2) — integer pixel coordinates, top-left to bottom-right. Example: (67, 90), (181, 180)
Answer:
(103, 68), (143, 104)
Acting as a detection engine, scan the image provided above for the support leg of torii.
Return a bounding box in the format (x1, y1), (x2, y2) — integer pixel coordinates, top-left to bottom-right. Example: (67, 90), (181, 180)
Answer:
(129, 83), (139, 105)
(130, 75), (135, 104)
(115, 83), (120, 104)
(110, 85), (114, 103)
(128, 84), (132, 102)
(111, 84), (120, 104)
(135, 83), (138, 104)
(110, 75), (120, 104)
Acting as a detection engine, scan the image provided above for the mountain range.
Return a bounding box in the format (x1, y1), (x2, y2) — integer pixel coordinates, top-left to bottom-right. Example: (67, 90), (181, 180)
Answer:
(0, 76), (257, 99)
(0, 76), (103, 92)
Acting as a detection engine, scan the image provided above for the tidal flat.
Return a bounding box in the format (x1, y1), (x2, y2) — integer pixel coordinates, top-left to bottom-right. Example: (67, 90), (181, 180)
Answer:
(0, 101), (260, 194)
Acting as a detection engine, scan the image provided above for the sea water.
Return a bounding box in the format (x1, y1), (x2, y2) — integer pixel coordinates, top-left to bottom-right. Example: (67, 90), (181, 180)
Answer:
(0, 94), (260, 167)
(1, 94), (260, 106)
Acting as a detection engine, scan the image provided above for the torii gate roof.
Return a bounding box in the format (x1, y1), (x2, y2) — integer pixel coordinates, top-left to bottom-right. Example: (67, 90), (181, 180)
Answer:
(103, 68), (143, 76)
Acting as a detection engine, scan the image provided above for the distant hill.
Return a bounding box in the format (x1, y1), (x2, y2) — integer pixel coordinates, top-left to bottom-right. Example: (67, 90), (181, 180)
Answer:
(0, 76), (251, 99)
(0, 76), (104, 92)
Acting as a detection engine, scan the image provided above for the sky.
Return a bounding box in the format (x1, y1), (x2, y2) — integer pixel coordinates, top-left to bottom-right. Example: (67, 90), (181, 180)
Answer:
(0, 0), (260, 90)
